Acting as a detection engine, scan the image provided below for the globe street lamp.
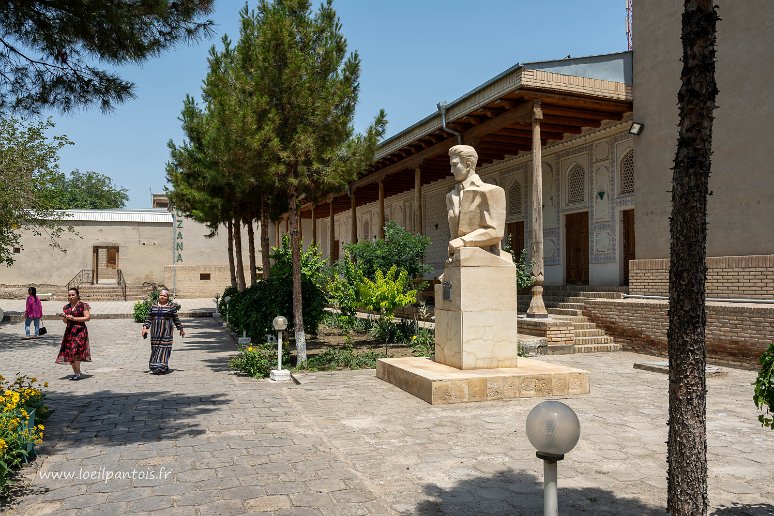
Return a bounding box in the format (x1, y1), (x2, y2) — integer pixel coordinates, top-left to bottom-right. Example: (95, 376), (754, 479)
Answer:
(525, 401), (581, 516)
(223, 295), (231, 325)
(270, 315), (290, 381)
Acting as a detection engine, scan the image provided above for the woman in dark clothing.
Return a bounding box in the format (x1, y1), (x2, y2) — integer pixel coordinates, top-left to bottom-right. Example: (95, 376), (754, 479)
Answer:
(55, 288), (91, 380)
(141, 289), (184, 374)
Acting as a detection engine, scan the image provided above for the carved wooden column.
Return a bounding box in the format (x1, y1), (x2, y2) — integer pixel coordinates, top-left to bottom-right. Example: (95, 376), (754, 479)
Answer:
(328, 200), (335, 265)
(527, 100), (548, 318)
(378, 181), (385, 239)
(311, 205), (317, 245)
(350, 188), (358, 243)
(414, 167), (423, 234)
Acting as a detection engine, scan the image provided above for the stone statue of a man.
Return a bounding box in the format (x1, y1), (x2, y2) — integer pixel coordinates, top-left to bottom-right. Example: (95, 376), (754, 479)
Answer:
(446, 145), (507, 259)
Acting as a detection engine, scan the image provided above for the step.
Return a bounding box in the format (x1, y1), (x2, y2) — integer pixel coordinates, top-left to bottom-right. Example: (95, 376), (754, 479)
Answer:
(569, 322), (598, 330)
(543, 285), (629, 293)
(548, 307), (584, 317)
(573, 329), (606, 337)
(574, 343), (623, 353)
(556, 302), (585, 310)
(574, 335), (615, 345)
(549, 314), (588, 323)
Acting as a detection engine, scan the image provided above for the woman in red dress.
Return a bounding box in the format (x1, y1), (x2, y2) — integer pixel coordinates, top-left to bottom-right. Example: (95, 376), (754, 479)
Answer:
(55, 288), (91, 381)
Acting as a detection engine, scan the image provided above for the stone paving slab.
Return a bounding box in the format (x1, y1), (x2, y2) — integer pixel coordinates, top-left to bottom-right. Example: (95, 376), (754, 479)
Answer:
(0, 317), (772, 515)
(1, 298), (215, 322)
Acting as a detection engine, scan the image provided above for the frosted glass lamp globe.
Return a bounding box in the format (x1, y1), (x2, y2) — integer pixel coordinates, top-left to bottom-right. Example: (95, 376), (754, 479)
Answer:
(273, 316), (288, 331)
(525, 401), (581, 458)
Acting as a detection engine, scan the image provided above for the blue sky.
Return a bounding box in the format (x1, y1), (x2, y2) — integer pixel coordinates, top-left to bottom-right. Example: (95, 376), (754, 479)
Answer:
(45, 1), (627, 208)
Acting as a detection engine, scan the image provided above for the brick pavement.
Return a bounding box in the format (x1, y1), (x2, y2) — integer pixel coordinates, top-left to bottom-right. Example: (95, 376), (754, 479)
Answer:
(0, 317), (772, 515)
(0, 298), (215, 322)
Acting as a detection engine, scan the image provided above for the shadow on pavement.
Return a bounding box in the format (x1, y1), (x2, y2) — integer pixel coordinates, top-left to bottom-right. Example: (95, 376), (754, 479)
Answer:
(415, 470), (667, 515)
(40, 388), (227, 449)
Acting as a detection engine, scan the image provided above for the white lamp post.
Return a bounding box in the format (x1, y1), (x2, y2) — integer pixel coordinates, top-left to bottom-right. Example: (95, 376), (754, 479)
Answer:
(270, 315), (290, 381)
(525, 401), (581, 516)
(223, 295), (231, 325)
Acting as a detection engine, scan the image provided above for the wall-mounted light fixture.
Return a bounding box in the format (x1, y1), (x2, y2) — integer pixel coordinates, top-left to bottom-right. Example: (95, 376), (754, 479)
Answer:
(628, 122), (644, 135)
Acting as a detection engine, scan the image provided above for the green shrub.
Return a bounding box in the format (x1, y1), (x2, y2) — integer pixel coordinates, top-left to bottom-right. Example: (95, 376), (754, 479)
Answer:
(229, 342), (290, 378)
(344, 221), (431, 284)
(221, 236), (329, 340)
(411, 326), (435, 357)
(502, 235), (534, 290)
(328, 255), (364, 318)
(0, 375), (48, 492)
(754, 343), (774, 429)
(297, 341), (382, 372)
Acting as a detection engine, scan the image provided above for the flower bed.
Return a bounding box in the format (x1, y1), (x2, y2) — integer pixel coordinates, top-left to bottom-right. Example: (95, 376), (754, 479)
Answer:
(0, 375), (47, 491)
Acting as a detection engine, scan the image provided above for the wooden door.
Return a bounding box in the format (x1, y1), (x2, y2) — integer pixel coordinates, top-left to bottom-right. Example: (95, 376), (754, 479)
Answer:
(506, 221), (525, 258)
(565, 212), (589, 285)
(622, 209), (635, 285)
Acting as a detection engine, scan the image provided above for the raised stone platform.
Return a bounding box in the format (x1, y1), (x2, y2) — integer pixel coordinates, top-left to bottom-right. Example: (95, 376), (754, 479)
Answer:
(376, 356), (589, 405)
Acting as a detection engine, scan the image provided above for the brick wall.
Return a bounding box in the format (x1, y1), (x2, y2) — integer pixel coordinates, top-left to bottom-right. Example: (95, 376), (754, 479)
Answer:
(629, 255), (774, 299)
(164, 265), (252, 298)
(584, 298), (773, 369)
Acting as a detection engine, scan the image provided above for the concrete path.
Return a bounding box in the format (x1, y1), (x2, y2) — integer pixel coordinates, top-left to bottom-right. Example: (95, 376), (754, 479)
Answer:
(0, 298), (215, 321)
(0, 317), (772, 515)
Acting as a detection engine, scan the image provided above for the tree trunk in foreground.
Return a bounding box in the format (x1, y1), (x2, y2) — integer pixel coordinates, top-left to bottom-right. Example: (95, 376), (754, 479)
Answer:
(260, 200), (271, 280)
(227, 219), (237, 289)
(233, 217), (247, 291)
(247, 217), (257, 286)
(288, 193), (307, 365)
(667, 2), (718, 514)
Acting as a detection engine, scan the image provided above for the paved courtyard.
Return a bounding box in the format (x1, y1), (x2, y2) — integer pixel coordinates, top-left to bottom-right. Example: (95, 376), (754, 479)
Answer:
(0, 315), (772, 515)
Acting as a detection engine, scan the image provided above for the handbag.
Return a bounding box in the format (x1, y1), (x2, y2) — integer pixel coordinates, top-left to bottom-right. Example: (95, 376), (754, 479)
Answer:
(38, 326), (47, 336)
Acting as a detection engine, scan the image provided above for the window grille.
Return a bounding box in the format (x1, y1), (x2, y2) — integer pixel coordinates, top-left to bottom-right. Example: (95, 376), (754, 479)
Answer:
(509, 182), (523, 215)
(619, 150), (635, 195)
(567, 163), (586, 205)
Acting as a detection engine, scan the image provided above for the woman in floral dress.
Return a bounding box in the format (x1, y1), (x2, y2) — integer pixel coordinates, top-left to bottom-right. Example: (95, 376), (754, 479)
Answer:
(55, 288), (91, 381)
(141, 289), (184, 374)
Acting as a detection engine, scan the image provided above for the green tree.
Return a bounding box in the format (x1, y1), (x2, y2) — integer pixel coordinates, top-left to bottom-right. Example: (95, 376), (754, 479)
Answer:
(49, 169), (129, 209)
(667, 1), (719, 514)
(0, 116), (71, 266)
(247, 0), (387, 364)
(345, 221), (431, 284)
(0, 0), (215, 113)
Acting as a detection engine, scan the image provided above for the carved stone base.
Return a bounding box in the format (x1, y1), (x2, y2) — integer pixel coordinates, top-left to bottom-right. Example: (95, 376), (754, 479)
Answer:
(526, 284), (549, 318)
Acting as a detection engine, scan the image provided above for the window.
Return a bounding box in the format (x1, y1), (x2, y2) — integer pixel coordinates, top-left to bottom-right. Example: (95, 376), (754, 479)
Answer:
(509, 182), (523, 216)
(619, 149), (635, 195)
(200, 273), (211, 281)
(567, 163), (586, 205)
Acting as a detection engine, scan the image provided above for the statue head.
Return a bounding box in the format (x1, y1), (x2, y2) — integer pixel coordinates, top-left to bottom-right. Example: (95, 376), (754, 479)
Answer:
(449, 145), (478, 183)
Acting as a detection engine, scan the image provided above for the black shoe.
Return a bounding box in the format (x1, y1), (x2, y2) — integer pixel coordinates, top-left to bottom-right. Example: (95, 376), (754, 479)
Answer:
(69, 374), (81, 381)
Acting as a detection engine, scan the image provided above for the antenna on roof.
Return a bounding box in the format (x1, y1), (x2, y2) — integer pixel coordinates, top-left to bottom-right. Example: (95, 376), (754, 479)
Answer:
(626, 0), (633, 51)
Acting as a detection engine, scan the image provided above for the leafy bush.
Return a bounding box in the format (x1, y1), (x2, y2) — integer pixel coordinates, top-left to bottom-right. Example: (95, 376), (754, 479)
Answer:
(411, 326), (435, 357)
(222, 236), (329, 340)
(502, 235), (534, 290)
(0, 375), (47, 491)
(229, 342), (291, 379)
(345, 221), (431, 283)
(297, 340), (382, 371)
(754, 343), (774, 429)
(327, 255), (365, 318)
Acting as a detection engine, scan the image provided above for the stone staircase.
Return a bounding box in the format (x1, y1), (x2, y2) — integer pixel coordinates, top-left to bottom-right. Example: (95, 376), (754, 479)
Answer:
(518, 285), (626, 353)
(57, 284), (151, 302)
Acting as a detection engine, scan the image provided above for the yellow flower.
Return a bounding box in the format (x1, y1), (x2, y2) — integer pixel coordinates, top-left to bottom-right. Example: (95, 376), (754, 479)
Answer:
(20, 409), (28, 419)
(37, 424), (44, 431)
(43, 382), (48, 388)
(247, 346), (254, 352)
(0, 438), (7, 453)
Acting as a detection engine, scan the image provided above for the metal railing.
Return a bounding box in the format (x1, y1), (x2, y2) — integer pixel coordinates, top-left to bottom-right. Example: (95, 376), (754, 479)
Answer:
(66, 269), (94, 291)
(116, 269), (127, 301)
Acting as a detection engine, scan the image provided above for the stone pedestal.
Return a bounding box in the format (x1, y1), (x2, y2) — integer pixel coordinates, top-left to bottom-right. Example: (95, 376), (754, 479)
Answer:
(434, 247), (518, 369)
(270, 369), (291, 382)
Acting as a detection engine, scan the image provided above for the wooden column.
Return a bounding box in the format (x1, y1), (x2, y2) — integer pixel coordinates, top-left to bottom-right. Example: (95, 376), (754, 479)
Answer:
(350, 188), (358, 243)
(311, 205), (317, 245)
(414, 167), (423, 234)
(328, 200), (335, 265)
(378, 181), (385, 239)
(298, 211), (303, 243)
(274, 220), (280, 246)
(284, 217), (289, 234)
(527, 100), (548, 318)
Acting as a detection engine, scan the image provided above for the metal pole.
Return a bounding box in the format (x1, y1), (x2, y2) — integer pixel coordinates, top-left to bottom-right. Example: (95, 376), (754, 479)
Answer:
(543, 459), (558, 516)
(276, 330), (283, 370)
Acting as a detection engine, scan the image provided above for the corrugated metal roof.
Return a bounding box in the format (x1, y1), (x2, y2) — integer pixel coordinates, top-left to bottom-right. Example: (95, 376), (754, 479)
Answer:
(55, 209), (173, 224)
